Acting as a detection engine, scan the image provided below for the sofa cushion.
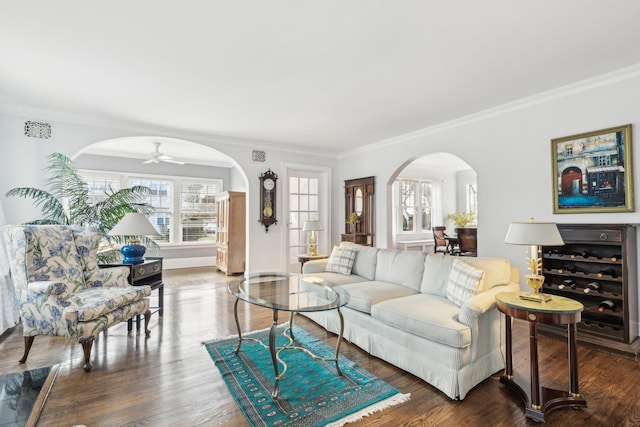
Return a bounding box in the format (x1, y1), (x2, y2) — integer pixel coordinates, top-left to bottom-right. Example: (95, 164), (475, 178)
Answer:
(340, 242), (378, 281)
(68, 285), (151, 322)
(457, 257), (512, 291)
(303, 272), (367, 287)
(325, 246), (357, 275)
(371, 294), (471, 348)
(446, 259), (484, 306)
(420, 253), (457, 296)
(374, 249), (425, 291)
(338, 281), (417, 314)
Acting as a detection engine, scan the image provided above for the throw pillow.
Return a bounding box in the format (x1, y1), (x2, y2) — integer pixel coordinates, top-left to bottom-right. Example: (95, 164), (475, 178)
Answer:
(445, 258), (484, 306)
(325, 246), (357, 275)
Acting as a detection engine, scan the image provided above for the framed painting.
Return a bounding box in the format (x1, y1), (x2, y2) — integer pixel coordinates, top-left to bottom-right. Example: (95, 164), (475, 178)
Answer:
(551, 124), (634, 213)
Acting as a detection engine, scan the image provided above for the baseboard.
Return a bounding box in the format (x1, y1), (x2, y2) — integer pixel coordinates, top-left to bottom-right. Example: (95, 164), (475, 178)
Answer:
(162, 256), (216, 270)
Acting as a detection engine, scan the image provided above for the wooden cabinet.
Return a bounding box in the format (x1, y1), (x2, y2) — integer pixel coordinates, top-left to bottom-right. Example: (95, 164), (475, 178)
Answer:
(540, 224), (639, 359)
(341, 176), (375, 246)
(215, 191), (246, 275)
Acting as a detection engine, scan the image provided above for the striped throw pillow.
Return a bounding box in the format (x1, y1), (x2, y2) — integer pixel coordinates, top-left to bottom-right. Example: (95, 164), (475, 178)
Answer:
(446, 259), (484, 306)
(325, 246), (357, 275)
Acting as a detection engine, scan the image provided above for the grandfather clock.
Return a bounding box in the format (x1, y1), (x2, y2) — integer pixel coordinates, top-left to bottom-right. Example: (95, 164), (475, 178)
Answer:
(342, 176), (375, 246)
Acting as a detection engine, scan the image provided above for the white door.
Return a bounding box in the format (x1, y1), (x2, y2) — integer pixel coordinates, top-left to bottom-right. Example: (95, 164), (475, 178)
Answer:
(284, 166), (330, 273)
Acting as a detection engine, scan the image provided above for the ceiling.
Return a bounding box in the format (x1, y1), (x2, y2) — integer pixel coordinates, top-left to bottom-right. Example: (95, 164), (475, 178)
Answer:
(2, 1), (640, 157)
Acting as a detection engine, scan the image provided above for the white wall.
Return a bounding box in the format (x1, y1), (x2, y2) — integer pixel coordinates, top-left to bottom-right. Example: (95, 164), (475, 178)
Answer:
(2, 68), (640, 332)
(0, 110), (339, 273)
(335, 70), (640, 334)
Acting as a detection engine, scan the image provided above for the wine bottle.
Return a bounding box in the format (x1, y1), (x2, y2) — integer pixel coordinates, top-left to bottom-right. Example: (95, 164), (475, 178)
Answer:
(558, 279), (576, 290)
(558, 264), (577, 274)
(571, 250), (589, 259)
(610, 253), (621, 262)
(583, 282), (601, 293)
(547, 249), (562, 257)
(597, 300), (615, 312)
(597, 268), (617, 278)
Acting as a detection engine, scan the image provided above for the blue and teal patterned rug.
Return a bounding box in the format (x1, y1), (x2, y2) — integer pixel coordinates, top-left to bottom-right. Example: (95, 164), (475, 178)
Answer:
(203, 325), (409, 427)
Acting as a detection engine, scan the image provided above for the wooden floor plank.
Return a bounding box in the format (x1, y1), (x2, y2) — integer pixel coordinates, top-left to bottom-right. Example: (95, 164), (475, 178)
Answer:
(1, 266), (638, 426)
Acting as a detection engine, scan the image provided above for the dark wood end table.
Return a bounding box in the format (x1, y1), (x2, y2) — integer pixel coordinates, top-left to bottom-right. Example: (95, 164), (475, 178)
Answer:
(495, 292), (587, 422)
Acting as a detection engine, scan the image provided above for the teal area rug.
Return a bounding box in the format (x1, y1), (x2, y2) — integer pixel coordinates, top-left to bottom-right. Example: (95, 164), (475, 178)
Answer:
(204, 325), (410, 427)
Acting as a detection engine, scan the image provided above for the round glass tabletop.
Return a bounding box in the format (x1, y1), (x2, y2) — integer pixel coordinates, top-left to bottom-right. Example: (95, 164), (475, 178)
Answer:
(228, 272), (349, 312)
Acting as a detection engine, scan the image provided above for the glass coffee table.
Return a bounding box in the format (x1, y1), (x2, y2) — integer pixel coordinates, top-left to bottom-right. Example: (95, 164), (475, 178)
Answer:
(228, 272), (349, 398)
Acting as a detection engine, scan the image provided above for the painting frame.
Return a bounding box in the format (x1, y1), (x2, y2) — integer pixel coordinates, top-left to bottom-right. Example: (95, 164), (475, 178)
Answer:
(551, 124), (634, 214)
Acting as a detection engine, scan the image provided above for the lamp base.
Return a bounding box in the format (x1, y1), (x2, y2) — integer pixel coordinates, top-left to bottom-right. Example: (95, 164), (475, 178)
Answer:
(520, 274), (551, 302)
(121, 244), (146, 264)
(519, 292), (552, 303)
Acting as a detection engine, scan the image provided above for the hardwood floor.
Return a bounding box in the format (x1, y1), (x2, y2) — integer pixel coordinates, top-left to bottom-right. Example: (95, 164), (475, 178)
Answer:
(1, 266), (639, 426)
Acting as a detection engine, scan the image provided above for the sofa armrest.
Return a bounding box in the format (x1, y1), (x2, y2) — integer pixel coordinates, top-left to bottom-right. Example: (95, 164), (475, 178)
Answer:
(27, 281), (70, 298)
(458, 281), (520, 361)
(459, 281), (520, 320)
(302, 259), (329, 274)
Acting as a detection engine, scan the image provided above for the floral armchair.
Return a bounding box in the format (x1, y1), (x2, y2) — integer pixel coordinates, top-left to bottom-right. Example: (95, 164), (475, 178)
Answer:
(3, 225), (152, 371)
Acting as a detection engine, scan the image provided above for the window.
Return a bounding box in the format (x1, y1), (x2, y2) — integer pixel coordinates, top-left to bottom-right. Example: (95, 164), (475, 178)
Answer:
(396, 179), (433, 233)
(289, 176), (320, 262)
(131, 178), (173, 243)
(467, 183), (477, 222)
(180, 182), (222, 243)
(83, 174), (121, 205)
(80, 170), (223, 246)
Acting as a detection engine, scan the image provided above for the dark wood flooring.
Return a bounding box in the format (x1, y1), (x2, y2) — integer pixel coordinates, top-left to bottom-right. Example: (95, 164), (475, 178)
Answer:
(1, 267), (639, 426)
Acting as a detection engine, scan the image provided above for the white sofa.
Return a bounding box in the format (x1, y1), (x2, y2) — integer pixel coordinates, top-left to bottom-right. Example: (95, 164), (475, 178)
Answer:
(301, 243), (520, 400)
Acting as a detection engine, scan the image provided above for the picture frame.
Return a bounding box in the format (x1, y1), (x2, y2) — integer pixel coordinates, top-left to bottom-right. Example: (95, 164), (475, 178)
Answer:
(551, 124), (634, 213)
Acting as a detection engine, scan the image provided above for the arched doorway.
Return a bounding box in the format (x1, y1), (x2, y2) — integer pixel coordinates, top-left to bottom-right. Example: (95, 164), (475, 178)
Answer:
(73, 136), (249, 269)
(387, 152), (476, 254)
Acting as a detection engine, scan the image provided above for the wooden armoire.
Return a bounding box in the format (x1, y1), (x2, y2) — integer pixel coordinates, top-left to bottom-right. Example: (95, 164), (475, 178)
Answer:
(215, 191), (246, 275)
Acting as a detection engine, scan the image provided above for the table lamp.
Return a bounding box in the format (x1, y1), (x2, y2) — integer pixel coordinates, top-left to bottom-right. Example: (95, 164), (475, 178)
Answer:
(504, 218), (564, 302)
(302, 220), (324, 256)
(108, 213), (159, 264)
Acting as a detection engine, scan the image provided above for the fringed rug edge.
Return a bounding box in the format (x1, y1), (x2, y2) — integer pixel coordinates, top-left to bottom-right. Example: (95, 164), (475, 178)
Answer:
(325, 392), (411, 427)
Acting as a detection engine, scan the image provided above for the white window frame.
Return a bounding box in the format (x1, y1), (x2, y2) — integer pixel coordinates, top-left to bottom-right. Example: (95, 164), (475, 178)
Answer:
(80, 170), (223, 247)
(394, 178), (435, 235)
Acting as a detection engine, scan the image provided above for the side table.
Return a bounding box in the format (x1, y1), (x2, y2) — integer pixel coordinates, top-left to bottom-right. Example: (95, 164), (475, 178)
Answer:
(100, 257), (164, 330)
(495, 292), (586, 422)
(296, 253), (328, 272)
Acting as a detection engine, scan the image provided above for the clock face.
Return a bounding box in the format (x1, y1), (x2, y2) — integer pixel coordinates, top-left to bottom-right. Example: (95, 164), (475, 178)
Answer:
(263, 178), (275, 191)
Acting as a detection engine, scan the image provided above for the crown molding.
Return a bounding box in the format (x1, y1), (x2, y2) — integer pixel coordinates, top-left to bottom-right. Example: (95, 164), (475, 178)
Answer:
(0, 103), (339, 160)
(340, 63), (640, 159)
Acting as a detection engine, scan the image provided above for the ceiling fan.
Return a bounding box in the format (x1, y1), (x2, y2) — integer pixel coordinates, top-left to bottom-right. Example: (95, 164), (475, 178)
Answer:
(143, 142), (186, 165)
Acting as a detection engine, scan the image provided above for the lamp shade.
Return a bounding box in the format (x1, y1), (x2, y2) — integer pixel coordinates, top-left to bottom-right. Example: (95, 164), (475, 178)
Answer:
(302, 220), (324, 232)
(504, 220), (564, 246)
(108, 213), (159, 264)
(108, 213), (159, 237)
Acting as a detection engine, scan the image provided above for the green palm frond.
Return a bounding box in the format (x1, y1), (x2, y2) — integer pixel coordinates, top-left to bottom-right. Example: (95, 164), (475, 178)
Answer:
(5, 187), (69, 224)
(5, 152), (158, 261)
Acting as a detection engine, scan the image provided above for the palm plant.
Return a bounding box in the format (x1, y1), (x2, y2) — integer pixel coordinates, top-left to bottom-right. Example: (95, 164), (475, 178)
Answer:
(5, 152), (157, 262)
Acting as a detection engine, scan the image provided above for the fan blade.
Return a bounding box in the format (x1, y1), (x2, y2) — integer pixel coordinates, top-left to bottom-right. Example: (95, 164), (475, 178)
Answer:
(162, 158), (186, 165)
(142, 158), (159, 164)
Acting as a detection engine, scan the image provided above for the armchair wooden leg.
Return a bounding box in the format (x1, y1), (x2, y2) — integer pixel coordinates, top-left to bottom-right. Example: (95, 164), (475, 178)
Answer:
(80, 337), (95, 372)
(19, 336), (35, 363)
(144, 310), (151, 338)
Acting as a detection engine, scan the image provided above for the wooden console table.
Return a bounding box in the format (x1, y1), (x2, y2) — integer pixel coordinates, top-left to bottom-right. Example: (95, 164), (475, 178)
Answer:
(495, 292), (587, 422)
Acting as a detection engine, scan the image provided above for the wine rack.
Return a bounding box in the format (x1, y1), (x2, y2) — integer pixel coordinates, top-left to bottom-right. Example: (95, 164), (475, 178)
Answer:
(541, 224), (639, 359)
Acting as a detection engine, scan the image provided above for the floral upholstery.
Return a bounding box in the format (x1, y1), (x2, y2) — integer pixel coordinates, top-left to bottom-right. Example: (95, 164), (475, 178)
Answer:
(2, 224), (152, 371)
